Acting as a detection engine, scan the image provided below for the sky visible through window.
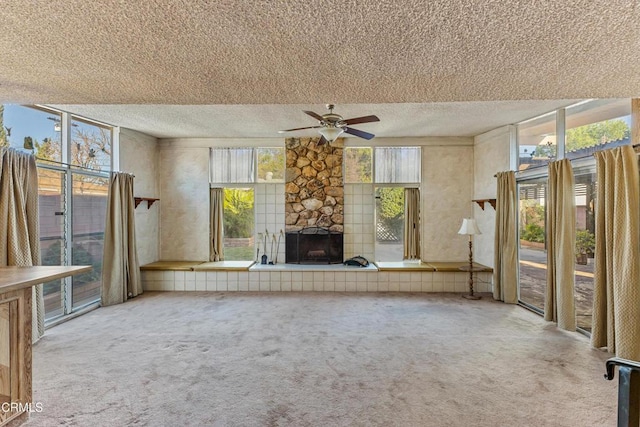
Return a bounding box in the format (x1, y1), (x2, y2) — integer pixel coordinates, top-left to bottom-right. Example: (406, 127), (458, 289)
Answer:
(4, 105), (59, 150)
(3, 105), (112, 171)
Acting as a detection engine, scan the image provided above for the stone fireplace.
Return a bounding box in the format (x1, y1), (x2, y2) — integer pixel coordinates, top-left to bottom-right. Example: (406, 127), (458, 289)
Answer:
(285, 137), (343, 263)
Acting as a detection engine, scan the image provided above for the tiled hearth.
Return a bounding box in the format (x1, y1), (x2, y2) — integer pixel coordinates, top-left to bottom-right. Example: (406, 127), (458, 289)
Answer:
(141, 265), (492, 293)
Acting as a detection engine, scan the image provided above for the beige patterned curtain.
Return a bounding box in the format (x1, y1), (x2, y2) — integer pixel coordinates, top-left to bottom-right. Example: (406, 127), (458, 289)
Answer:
(545, 159), (576, 331)
(210, 188), (224, 261)
(403, 188), (420, 260)
(101, 172), (142, 306)
(0, 148), (44, 342)
(591, 146), (640, 359)
(493, 171), (517, 303)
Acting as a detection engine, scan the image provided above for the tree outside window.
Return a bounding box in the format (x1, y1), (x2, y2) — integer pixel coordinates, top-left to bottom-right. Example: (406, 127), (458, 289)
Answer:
(223, 188), (255, 260)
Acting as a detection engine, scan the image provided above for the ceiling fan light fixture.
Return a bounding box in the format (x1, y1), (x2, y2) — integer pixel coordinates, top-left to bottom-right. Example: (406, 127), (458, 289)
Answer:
(318, 126), (343, 143)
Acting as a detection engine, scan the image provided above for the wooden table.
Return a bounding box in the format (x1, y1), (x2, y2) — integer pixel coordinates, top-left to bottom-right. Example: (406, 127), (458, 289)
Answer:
(0, 266), (91, 426)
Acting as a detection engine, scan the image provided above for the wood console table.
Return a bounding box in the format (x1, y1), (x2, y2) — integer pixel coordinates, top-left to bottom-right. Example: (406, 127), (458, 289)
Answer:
(0, 266), (91, 426)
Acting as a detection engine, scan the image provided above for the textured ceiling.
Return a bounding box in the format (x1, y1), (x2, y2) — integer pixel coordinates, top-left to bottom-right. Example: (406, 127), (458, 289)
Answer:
(1, 1), (638, 138)
(50, 101), (578, 139)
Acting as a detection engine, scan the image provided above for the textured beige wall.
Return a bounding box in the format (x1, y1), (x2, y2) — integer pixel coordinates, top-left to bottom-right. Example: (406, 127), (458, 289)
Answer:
(473, 126), (512, 267)
(158, 138), (285, 262)
(420, 141), (475, 261)
(158, 143), (210, 261)
(155, 137), (485, 263)
(119, 128), (159, 265)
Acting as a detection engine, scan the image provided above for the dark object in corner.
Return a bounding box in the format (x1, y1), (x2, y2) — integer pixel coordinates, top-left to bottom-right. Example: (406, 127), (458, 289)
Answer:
(604, 357), (640, 426)
(343, 256), (369, 267)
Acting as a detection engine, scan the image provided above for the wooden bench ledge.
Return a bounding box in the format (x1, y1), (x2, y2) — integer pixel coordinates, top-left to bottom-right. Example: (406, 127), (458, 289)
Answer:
(425, 262), (493, 272)
(140, 261), (206, 271)
(140, 260), (492, 273)
(374, 261), (436, 272)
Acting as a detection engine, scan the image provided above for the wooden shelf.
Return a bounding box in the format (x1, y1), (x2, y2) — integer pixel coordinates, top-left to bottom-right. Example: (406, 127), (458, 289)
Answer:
(134, 197), (159, 209)
(473, 199), (496, 210)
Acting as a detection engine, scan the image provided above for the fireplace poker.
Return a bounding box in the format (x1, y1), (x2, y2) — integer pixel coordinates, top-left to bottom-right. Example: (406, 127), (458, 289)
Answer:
(274, 229), (284, 264)
(269, 233), (276, 264)
(256, 233), (263, 262)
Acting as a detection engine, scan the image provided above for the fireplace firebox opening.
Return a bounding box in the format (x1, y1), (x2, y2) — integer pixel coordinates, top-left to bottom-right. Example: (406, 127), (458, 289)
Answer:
(285, 226), (344, 264)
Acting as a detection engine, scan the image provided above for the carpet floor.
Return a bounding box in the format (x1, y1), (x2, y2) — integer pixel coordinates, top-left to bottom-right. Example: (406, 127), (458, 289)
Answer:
(24, 292), (617, 426)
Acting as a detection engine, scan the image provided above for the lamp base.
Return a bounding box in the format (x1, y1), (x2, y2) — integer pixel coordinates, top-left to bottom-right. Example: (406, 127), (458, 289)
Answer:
(462, 294), (481, 300)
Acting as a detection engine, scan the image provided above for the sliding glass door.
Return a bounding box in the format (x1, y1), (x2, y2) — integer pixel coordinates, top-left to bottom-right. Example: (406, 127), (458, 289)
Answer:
(38, 168), (66, 321)
(574, 171), (596, 331)
(374, 187), (404, 261)
(3, 104), (114, 323)
(71, 174), (109, 309)
(518, 178), (547, 312)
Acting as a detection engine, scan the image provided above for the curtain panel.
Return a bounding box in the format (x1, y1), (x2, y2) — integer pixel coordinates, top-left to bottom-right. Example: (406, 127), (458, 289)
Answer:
(591, 146), (640, 360)
(101, 172), (142, 306)
(403, 188), (420, 260)
(210, 188), (224, 261)
(545, 159), (576, 331)
(0, 147), (45, 341)
(493, 171), (517, 303)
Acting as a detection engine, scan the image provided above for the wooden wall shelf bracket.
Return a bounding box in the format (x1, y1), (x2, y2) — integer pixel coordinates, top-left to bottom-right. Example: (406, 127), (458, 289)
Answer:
(134, 197), (159, 209)
(473, 199), (496, 210)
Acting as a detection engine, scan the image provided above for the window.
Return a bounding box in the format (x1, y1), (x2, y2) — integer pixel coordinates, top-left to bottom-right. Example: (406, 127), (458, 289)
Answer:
(1, 105), (62, 163)
(70, 118), (112, 173)
(39, 169), (66, 320)
(565, 99), (631, 159)
(374, 147), (421, 183)
(210, 147), (285, 184)
(515, 99), (631, 331)
(257, 148), (285, 182)
(344, 147), (372, 183)
(518, 112), (557, 171)
(210, 148), (254, 183)
(71, 174), (109, 308)
(209, 148), (283, 261)
(574, 170), (596, 332)
(223, 188), (255, 260)
(371, 147), (421, 261)
(2, 104), (113, 323)
(375, 187), (405, 261)
(518, 178), (547, 312)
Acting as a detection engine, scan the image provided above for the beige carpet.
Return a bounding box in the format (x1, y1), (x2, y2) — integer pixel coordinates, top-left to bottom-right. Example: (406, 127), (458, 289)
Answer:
(24, 292), (617, 426)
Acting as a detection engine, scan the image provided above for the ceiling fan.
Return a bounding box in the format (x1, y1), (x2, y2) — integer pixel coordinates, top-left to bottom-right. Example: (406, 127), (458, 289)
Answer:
(278, 104), (380, 146)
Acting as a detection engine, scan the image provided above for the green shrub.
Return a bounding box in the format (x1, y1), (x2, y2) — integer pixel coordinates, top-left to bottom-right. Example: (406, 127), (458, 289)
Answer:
(576, 229), (595, 254)
(224, 189), (254, 238)
(520, 223), (545, 243)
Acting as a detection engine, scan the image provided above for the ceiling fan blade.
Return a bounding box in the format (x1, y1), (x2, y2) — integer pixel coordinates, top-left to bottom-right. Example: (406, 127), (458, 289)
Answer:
(317, 135), (328, 146)
(278, 125), (322, 133)
(343, 115), (380, 126)
(303, 110), (324, 121)
(344, 127), (375, 140)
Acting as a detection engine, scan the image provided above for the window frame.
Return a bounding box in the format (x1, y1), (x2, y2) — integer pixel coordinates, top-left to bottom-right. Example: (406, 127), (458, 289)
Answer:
(221, 186), (256, 261)
(514, 98), (630, 335)
(209, 147), (285, 185)
(3, 104), (116, 325)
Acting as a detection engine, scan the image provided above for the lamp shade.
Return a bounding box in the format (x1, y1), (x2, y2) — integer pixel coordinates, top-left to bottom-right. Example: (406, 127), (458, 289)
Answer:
(458, 218), (482, 236)
(318, 126), (344, 142)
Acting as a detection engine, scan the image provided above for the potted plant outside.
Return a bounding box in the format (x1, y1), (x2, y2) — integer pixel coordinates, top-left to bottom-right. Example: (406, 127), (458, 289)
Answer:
(575, 229), (595, 265)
